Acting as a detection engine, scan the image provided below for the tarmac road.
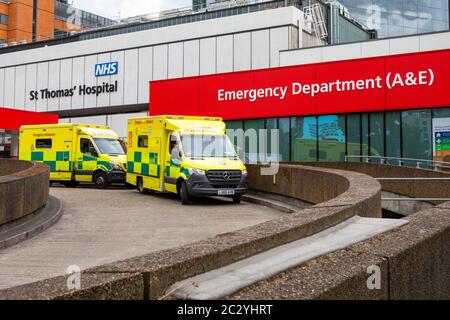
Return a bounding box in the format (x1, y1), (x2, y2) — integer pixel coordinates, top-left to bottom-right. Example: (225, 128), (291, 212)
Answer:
(0, 186), (284, 290)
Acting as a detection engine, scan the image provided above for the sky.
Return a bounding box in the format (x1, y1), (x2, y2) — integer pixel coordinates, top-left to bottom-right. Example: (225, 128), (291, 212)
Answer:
(70, 0), (191, 20)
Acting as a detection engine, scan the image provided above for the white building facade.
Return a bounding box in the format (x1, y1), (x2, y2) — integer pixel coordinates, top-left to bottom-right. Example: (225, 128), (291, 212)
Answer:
(0, 6), (303, 137)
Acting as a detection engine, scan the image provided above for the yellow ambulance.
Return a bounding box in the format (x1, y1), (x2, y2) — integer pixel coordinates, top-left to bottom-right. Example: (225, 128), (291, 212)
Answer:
(127, 115), (248, 204)
(19, 124), (126, 188)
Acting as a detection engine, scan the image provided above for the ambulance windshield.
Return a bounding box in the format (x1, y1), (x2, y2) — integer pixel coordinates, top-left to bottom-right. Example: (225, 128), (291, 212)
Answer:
(94, 138), (125, 155)
(181, 134), (237, 159)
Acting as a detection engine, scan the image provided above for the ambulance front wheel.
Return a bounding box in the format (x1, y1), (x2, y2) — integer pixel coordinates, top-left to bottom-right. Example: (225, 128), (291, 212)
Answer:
(93, 171), (109, 189)
(232, 195), (242, 204)
(180, 180), (190, 205)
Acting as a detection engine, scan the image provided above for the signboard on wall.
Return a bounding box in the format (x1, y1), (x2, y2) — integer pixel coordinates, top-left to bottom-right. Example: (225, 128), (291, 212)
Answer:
(433, 117), (450, 156)
(149, 49), (450, 120)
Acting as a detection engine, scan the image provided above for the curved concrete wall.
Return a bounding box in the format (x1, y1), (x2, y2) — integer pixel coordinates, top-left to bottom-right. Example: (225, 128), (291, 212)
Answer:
(0, 159), (50, 226)
(302, 162), (450, 201)
(0, 164), (382, 299)
(246, 164), (382, 218)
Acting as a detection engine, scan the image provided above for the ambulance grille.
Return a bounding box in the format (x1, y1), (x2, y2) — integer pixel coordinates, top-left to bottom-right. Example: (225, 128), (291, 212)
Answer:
(206, 170), (242, 186)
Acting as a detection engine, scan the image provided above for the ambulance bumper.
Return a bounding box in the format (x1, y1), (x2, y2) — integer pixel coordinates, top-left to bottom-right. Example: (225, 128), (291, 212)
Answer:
(186, 173), (248, 197)
(107, 170), (126, 184)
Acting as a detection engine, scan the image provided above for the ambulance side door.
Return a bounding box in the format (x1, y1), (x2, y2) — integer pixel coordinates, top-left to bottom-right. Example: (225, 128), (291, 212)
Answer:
(164, 132), (182, 193)
(75, 135), (98, 182)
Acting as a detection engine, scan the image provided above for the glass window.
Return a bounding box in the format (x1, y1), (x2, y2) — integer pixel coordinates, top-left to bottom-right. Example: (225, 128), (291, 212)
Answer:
(318, 115), (346, 161)
(80, 138), (96, 156)
(346, 113), (361, 161)
(279, 118), (290, 162)
(291, 116), (317, 162)
(369, 112), (384, 158)
(361, 113), (370, 157)
(402, 109), (432, 165)
(385, 111), (402, 163)
(36, 139), (52, 149)
(138, 135), (148, 148)
(265, 118), (278, 161)
(244, 119), (265, 163)
(94, 138), (125, 155)
(433, 107), (450, 119)
(0, 14), (8, 25)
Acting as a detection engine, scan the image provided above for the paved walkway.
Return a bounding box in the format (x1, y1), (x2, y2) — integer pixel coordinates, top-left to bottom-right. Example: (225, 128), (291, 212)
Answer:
(0, 187), (283, 290)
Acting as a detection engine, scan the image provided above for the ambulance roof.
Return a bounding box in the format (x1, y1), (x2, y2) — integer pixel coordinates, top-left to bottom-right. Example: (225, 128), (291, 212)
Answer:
(128, 115), (225, 134)
(20, 123), (118, 138)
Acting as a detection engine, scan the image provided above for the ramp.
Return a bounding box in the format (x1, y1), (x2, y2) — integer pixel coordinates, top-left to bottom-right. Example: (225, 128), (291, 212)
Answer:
(168, 216), (408, 300)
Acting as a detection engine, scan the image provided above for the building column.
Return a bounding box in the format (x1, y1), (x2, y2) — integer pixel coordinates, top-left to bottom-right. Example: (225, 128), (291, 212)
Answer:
(10, 130), (19, 159)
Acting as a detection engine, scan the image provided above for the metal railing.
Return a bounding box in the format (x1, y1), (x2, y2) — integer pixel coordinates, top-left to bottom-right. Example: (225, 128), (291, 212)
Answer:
(344, 155), (450, 171)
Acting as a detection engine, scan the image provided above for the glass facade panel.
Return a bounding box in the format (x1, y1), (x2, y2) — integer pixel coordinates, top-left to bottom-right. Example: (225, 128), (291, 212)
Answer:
(385, 111), (402, 163)
(291, 116), (317, 162)
(279, 118), (291, 162)
(224, 108), (441, 168)
(361, 113), (370, 157)
(433, 107), (450, 118)
(346, 113), (361, 161)
(402, 109), (432, 165)
(265, 118), (278, 161)
(369, 112), (385, 158)
(338, 0), (449, 38)
(244, 119), (265, 163)
(318, 115), (346, 161)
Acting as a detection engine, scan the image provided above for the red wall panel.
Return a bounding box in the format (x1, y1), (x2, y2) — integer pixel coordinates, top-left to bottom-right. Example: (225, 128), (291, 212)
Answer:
(0, 107), (58, 131)
(149, 49), (450, 120)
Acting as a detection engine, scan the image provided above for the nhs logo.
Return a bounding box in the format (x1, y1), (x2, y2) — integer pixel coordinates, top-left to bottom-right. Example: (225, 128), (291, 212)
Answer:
(95, 61), (119, 77)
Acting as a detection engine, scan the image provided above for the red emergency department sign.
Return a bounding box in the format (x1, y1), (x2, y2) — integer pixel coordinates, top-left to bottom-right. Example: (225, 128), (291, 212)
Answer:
(149, 49), (450, 120)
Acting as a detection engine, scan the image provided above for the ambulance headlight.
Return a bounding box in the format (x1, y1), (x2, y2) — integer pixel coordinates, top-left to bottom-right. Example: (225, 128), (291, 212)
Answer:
(110, 162), (123, 171)
(242, 169), (247, 175)
(189, 168), (206, 175)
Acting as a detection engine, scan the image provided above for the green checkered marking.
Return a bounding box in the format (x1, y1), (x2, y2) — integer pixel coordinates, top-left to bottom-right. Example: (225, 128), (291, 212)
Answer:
(83, 154), (96, 161)
(43, 161), (56, 171)
(134, 151), (142, 163)
(141, 163), (149, 175)
(31, 152), (44, 161)
(166, 166), (170, 177)
(127, 161), (135, 173)
(56, 151), (70, 161)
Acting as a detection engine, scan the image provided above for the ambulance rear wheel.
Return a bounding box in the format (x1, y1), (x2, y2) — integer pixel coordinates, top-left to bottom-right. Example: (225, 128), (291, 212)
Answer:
(180, 181), (190, 205)
(137, 177), (148, 194)
(93, 172), (108, 189)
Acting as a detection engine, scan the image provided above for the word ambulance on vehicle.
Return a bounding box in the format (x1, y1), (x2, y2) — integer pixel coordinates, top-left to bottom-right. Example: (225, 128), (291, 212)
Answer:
(127, 115), (248, 204)
(19, 124), (127, 188)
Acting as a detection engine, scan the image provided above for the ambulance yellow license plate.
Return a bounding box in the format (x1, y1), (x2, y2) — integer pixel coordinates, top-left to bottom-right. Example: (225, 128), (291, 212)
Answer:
(218, 190), (235, 195)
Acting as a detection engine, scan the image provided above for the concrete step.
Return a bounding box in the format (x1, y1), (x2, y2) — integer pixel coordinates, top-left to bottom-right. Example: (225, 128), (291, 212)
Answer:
(167, 216), (408, 300)
(0, 196), (63, 250)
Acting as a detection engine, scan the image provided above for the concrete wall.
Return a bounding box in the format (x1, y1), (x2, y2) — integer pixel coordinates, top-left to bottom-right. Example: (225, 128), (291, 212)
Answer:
(0, 163), (382, 299)
(230, 204), (450, 300)
(304, 162), (450, 202)
(0, 159), (49, 226)
(227, 162), (450, 299)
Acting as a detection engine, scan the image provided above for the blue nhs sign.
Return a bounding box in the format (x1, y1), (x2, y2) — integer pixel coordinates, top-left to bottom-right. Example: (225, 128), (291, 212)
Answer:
(95, 61), (119, 77)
